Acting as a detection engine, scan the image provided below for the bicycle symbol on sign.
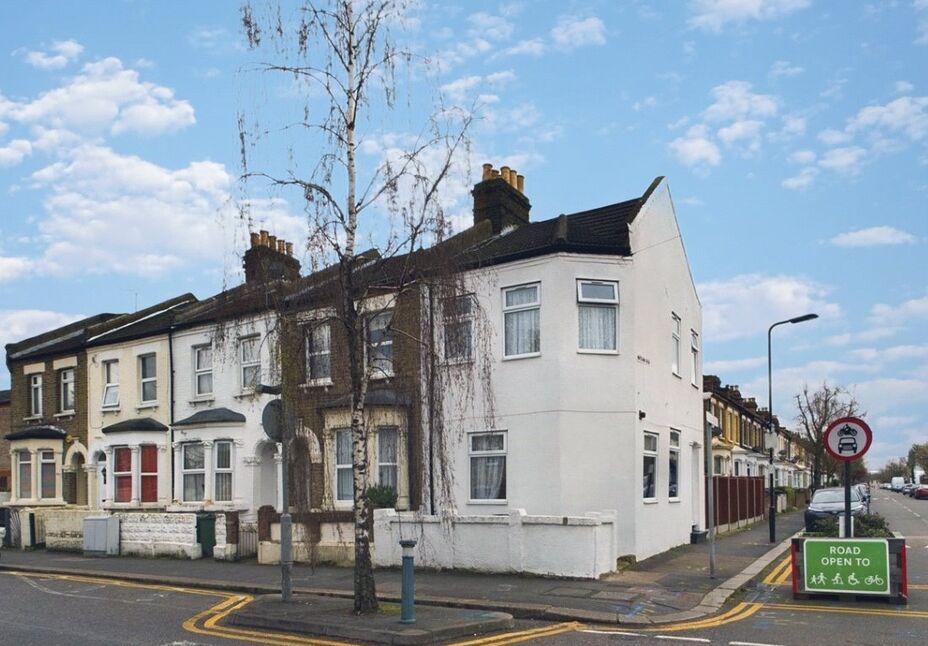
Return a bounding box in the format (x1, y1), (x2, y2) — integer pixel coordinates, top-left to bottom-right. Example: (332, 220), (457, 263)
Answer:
(865, 575), (884, 586)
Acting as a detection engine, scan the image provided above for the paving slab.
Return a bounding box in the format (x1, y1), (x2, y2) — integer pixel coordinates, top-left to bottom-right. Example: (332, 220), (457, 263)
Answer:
(230, 594), (514, 645)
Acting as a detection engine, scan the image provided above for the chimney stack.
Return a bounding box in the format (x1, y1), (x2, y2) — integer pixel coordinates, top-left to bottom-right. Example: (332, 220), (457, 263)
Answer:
(244, 229), (300, 283)
(472, 162), (531, 234)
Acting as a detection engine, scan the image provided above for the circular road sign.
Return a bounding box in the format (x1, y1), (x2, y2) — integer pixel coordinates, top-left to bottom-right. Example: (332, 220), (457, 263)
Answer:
(823, 416), (872, 462)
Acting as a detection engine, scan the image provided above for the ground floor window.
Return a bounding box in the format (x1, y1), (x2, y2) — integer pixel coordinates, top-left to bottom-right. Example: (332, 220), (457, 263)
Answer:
(378, 427), (398, 491)
(469, 431), (507, 501)
(214, 440), (233, 502)
(668, 431), (680, 500)
(114, 447), (132, 503)
(140, 445), (158, 503)
(643, 432), (658, 500)
(335, 429), (353, 502)
(183, 443), (205, 502)
(17, 451), (32, 499)
(713, 456), (723, 475)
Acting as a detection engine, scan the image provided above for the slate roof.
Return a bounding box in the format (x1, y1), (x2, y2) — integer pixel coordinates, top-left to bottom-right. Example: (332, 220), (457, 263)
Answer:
(173, 407), (247, 427)
(6, 313), (120, 362)
(101, 417), (169, 434)
(86, 294), (198, 347)
(6, 425), (67, 441)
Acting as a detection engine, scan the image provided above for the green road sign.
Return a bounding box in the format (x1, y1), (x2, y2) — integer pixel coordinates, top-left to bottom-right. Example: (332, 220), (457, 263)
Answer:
(803, 538), (890, 595)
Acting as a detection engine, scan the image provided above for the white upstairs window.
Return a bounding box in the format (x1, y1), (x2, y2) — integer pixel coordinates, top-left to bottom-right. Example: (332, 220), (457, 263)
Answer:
(139, 354), (157, 403)
(503, 284), (540, 358)
(194, 345), (213, 397)
(240, 336), (261, 390)
(59, 368), (75, 413)
(305, 322), (332, 382)
(29, 374), (43, 417)
(577, 280), (618, 352)
(671, 314), (681, 375)
(690, 331), (699, 386)
(102, 360), (119, 408)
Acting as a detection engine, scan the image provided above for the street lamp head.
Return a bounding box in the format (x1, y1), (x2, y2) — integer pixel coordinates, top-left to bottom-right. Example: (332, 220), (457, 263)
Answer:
(788, 313), (818, 324)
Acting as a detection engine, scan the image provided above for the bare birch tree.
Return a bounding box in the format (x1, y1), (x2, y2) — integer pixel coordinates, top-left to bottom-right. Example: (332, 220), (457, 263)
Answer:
(795, 382), (862, 492)
(239, 0), (475, 613)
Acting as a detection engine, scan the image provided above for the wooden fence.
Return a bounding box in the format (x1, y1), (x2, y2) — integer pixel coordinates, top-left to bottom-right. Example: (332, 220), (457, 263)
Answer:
(705, 476), (765, 529)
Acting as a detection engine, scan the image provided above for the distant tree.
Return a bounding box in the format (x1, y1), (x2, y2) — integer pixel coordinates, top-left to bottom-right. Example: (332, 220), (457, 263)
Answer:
(907, 443), (928, 481)
(877, 458), (909, 482)
(795, 382), (861, 492)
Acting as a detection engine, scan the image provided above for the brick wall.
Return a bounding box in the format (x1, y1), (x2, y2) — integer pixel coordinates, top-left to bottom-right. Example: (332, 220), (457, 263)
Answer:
(0, 400), (10, 491)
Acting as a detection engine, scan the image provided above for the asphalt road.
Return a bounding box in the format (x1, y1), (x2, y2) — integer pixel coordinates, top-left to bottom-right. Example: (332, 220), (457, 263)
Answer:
(532, 488), (928, 646)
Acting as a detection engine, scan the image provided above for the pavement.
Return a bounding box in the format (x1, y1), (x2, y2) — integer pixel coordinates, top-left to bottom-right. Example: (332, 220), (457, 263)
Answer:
(0, 508), (806, 632)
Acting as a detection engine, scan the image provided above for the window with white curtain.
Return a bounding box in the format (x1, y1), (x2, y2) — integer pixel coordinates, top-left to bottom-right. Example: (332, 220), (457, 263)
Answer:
(671, 314), (681, 375)
(469, 431), (507, 501)
(378, 427), (398, 491)
(182, 443), (205, 502)
(690, 330), (699, 386)
(503, 284), (540, 358)
(669, 431), (680, 500)
(102, 360), (119, 408)
(214, 441), (233, 502)
(643, 432), (658, 500)
(577, 280), (618, 352)
(336, 429), (353, 501)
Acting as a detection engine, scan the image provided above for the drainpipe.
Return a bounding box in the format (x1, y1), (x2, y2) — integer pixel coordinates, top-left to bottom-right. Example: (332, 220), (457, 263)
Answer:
(168, 324), (176, 502)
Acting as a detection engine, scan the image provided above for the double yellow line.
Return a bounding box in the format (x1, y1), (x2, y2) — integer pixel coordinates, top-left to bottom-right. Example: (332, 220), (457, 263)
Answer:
(762, 554), (793, 586)
(648, 602), (763, 632)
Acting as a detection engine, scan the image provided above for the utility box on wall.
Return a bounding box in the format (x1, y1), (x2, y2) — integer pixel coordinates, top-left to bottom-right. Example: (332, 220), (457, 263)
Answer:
(83, 516), (120, 557)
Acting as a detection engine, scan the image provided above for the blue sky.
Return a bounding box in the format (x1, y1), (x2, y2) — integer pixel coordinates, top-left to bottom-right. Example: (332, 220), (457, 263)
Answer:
(1, 1), (926, 468)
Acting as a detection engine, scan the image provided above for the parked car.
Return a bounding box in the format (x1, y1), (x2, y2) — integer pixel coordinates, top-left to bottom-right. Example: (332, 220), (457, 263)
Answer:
(804, 487), (865, 532)
(914, 485), (928, 500)
(903, 483), (915, 496)
(891, 476), (905, 491)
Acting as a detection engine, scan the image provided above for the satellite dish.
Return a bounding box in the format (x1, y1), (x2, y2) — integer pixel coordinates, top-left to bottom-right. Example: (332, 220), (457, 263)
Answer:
(262, 399), (283, 442)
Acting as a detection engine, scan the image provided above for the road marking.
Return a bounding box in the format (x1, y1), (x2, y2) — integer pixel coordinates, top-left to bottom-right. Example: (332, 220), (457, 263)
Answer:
(452, 622), (581, 645)
(764, 603), (928, 619)
(762, 556), (791, 585)
(730, 642), (786, 646)
(580, 629), (642, 636)
(648, 603), (762, 632)
(654, 636), (711, 642)
(911, 584), (928, 590)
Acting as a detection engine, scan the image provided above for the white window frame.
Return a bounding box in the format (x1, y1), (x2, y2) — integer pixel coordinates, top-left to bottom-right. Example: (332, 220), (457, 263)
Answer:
(367, 311), (394, 378)
(335, 428), (353, 502)
(671, 313), (682, 376)
(468, 430), (507, 503)
(139, 354), (157, 404)
(502, 283), (541, 359)
(17, 450), (32, 499)
(59, 368), (75, 413)
(669, 430), (681, 501)
(377, 427), (399, 491)
(577, 279), (619, 353)
(139, 444), (158, 504)
(113, 446), (132, 503)
(214, 440), (233, 503)
(102, 360), (119, 409)
(182, 443), (205, 502)
(305, 322), (332, 384)
(193, 345), (213, 398)
(29, 374), (43, 417)
(643, 432), (658, 502)
(442, 294), (475, 363)
(39, 450), (57, 500)
(690, 330), (699, 386)
(239, 335), (261, 391)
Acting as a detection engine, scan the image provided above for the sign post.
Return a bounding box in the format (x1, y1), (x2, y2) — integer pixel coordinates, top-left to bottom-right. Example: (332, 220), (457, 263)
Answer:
(823, 416), (872, 538)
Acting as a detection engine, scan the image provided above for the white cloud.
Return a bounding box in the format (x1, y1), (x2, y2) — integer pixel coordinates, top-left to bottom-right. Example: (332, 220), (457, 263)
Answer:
(781, 166), (818, 189)
(870, 294), (928, 326)
(769, 60), (803, 78)
(790, 149), (816, 164)
(469, 12), (514, 41)
(699, 273), (839, 341)
(669, 125), (722, 169)
(818, 146), (867, 173)
(717, 119), (763, 151)
(704, 356), (767, 373)
(829, 226), (917, 247)
(689, 0), (810, 32)
(187, 27), (229, 50)
(21, 39), (84, 70)
(850, 345), (928, 363)
(0, 256), (30, 281)
(550, 15), (607, 50)
(501, 39), (546, 57)
(440, 71), (515, 104)
(777, 115), (806, 138)
(703, 81), (778, 123)
(633, 97), (658, 112)
(894, 80), (914, 94)
(0, 139), (32, 166)
(818, 128), (852, 145)
(4, 57), (195, 139)
(847, 96), (928, 142)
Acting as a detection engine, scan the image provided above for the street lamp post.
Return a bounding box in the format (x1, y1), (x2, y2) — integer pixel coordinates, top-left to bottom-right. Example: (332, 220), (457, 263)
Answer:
(767, 313), (818, 544)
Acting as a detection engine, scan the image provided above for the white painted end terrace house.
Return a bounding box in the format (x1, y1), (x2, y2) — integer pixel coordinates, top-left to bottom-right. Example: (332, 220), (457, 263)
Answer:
(377, 167), (705, 574)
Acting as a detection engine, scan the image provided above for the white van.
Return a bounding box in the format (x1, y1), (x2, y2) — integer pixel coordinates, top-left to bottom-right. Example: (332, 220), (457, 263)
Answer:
(891, 476), (905, 492)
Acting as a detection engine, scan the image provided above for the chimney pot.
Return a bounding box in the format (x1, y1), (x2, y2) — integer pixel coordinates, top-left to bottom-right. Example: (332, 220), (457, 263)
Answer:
(285, 242), (293, 256)
(267, 234), (277, 250)
(508, 168), (518, 188)
(491, 169), (499, 178)
(516, 174), (525, 193)
(482, 163), (493, 181)
(500, 166), (511, 183)
(250, 232), (260, 248)
(260, 230), (269, 246)
(472, 161), (531, 234)
(277, 240), (286, 253)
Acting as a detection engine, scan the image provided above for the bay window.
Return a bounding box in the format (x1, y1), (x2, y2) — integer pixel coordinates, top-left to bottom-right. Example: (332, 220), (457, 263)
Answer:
(17, 451), (32, 499)
(140, 445), (158, 503)
(335, 429), (353, 501)
(214, 440), (233, 502)
(377, 427), (398, 491)
(114, 447), (131, 503)
(469, 431), (506, 501)
(577, 280), (618, 351)
(503, 284), (540, 358)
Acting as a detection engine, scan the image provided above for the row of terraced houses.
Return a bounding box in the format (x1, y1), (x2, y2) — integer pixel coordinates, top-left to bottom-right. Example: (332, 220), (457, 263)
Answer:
(1, 167), (809, 577)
